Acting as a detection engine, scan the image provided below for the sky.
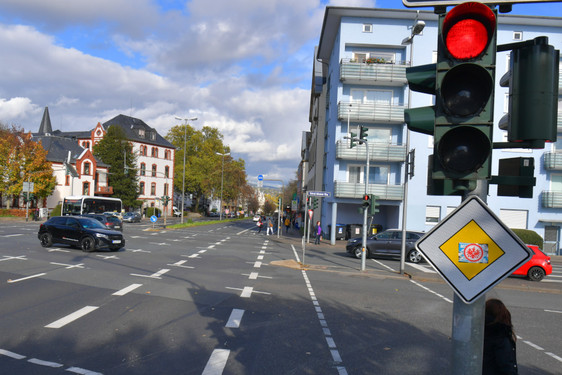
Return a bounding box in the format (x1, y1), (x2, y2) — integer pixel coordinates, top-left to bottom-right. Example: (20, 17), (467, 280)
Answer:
(0, 0), (560, 186)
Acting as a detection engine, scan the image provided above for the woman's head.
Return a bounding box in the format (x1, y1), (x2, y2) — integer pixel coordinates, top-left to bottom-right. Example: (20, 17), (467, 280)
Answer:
(486, 298), (512, 326)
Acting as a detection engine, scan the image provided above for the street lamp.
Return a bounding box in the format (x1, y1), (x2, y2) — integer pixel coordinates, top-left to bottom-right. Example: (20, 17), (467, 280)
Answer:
(400, 13), (425, 274)
(175, 116), (198, 224)
(216, 151), (230, 220)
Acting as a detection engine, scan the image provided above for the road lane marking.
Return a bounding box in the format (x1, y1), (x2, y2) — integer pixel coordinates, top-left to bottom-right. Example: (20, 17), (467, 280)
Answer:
(130, 268), (170, 279)
(50, 262), (85, 269)
(0, 255), (27, 262)
(0, 349), (26, 359)
(240, 286), (253, 298)
(409, 280), (453, 303)
(249, 272), (258, 279)
(545, 309), (562, 314)
(253, 261), (262, 268)
(201, 349), (230, 375)
(66, 366), (103, 375)
(225, 309), (245, 328)
(28, 358), (63, 368)
(1, 234), (23, 237)
(7, 273), (47, 283)
(407, 263), (437, 273)
(96, 255), (119, 260)
(371, 259), (396, 272)
(545, 352), (562, 363)
(45, 306), (99, 329)
(113, 283), (143, 296)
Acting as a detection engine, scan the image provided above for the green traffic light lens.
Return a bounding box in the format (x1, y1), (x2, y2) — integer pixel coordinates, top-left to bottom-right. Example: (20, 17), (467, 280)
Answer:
(441, 64), (492, 117)
(438, 126), (491, 174)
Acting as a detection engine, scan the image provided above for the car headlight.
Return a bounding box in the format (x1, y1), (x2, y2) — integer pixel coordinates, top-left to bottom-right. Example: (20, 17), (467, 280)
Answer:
(95, 233), (109, 239)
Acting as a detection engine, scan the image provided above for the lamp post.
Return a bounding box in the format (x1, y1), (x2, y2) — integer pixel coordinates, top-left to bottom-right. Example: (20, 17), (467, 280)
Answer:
(216, 151), (230, 220)
(175, 116), (198, 224)
(400, 13), (425, 275)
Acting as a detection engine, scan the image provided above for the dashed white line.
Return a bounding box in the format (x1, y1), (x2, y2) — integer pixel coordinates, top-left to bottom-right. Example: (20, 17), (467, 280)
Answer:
(113, 283), (142, 296)
(201, 349), (230, 375)
(45, 306), (99, 329)
(0, 349), (25, 359)
(7, 273), (46, 284)
(225, 309), (245, 328)
(28, 358), (63, 368)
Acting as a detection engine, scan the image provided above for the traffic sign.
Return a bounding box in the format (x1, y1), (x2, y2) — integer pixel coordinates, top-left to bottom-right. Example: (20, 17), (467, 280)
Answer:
(308, 191), (331, 197)
(257, 174), (263, 181)
(416, 196), (533, 304)
(150, 215), (158, 223)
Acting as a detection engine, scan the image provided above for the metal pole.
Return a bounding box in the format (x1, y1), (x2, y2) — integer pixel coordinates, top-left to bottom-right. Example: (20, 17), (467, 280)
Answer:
(302, 191), (308, 265)
(181, 122), (187, 224)
(451, 180), (488, 375)
(219, 154), (224, 221)
(361, 140), (370, 271)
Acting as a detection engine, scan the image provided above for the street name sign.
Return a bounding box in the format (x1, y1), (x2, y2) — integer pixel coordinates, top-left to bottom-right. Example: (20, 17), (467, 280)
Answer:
(416, 196), (533, 304)
(308, 191), (332, 197)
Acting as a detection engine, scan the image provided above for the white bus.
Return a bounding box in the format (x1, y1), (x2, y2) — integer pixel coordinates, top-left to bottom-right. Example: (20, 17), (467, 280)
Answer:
(62, 196), (123, 216)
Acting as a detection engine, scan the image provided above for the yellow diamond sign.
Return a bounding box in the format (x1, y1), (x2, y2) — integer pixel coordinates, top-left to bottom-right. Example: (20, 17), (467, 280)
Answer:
(439, 220), (504, 280)
(415, 196), (533, 304)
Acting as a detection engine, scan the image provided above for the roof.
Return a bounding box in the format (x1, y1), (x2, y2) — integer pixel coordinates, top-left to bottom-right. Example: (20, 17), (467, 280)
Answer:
(102, 114), (175, 149)
(38, 107), (53, 135)
(33, 135), (108, 167)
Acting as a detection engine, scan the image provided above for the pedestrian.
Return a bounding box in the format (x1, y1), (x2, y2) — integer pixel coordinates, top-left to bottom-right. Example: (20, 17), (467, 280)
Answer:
(284, 217), (290, 234)
(266, 217), (274, 235)
(483, 298), (518, 375)
(314, 220), (322, 244)
(257, 217), (263, 233)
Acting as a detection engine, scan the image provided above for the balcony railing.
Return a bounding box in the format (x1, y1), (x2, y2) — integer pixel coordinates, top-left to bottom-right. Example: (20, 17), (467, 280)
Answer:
(544, 152), (562, 170)
(556, 111), (562, 133)
(94, 185), (114, 195)
(335, 140), (406, 162)
(542, 190), (562, 208)
(338, 101), (406, 124)
(340, 59), (408, 85)
(334, 181), (403, 200)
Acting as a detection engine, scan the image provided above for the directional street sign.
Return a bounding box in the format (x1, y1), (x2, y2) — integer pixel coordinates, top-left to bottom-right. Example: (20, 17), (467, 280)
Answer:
(416, 196), (533, 304)
(257, 174), (263, 181)
(308, 191), (332, 197)
(150, 215), (158, 223)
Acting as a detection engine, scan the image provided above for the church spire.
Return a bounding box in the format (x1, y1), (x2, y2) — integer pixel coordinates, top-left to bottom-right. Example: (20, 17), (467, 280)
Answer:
(38, 106), (53, 135)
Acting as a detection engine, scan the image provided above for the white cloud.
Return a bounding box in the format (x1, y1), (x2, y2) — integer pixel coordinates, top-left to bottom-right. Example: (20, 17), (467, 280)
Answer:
(0, 97), (37, 122)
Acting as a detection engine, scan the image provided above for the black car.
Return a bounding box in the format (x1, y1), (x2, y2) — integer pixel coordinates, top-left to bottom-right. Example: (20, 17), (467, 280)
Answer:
(346, 229), (424, 263)
(122, 211), (141, 223)
(38, 216), (125, 252)
(82, 213), (123, 231)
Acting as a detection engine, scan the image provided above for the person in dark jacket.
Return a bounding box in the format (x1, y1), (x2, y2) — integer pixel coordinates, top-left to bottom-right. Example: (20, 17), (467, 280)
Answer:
(483, 298), (518, 375)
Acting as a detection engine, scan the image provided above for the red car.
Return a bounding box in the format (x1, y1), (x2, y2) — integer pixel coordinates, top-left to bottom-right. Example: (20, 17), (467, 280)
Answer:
(511, 245), (552, 281)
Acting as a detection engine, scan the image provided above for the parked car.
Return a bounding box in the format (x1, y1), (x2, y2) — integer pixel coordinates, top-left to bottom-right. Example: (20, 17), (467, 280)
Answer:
(38, 216), (125, 252)
(346, 229), (425, 263)
(511, 245), (552, 281)
(103, 211), (123, 220)
(172, 207), (182, 217)
(122, 211), (141, 223)
(82, 213), (123, 231)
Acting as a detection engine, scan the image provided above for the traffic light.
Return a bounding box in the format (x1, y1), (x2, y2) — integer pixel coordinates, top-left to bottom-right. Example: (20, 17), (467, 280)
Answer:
(161, 195), (169, 206)
(362, 194), (371, 210)
(432, 2), (497, 182)
(498, 37), (559, 148)
(359, 126), (369, 142)
(312, 197), (319, 209)
(369, 194), (380, 215)
(349, 129), (358, 148)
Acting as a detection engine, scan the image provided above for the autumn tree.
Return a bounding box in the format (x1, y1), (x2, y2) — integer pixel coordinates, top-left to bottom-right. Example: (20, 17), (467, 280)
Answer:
(93, 125), (139, 208)
(0, 124), (56, 208)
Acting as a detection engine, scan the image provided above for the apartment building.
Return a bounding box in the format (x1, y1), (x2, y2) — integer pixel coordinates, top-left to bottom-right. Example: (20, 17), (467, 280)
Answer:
(304, 6), (562, 255)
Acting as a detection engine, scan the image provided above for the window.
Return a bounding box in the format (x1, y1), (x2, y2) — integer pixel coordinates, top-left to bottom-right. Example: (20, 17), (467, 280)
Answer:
(353, 53), (367, 63)
(426, 205), (441, 225)
(139, 129), (145, 138)
(150, 132), (156, 140)
(140, 163), (146, 176)
(500, 209), (527, 229)
(369, 127), (392, 144)
(83, 182), (90, 195)
(371, 165), (389, 184)
(513, 31), (523, 41)
(351, 89), (393, 105)
(150, 182), (156, 196)
(65, 175), (70, 186)
(349, 165), (362, 183)
(362, 24), (372, 33)
(152, 147), (158, 158)
(83, 162), (90, 175)
(165, 166), (170, 178)
(152, 164), (157, 177)
(164, 183), (169, 196)
(164, 150), (171, 160)
(139, 181), (145, 195)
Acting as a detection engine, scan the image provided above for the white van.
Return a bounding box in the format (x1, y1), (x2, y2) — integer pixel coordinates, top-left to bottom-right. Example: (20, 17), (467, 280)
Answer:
(172, 207), (182, 217)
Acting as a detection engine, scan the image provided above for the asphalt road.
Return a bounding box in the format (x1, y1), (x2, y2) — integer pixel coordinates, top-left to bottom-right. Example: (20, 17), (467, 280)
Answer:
(0, 218), (560, 374)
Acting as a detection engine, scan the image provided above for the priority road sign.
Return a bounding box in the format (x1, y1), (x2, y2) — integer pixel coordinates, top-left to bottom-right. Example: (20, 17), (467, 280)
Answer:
(416, 196), (533, 304)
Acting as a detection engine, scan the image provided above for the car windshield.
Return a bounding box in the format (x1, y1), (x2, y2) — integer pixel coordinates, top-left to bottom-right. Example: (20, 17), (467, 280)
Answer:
(79, 217), (107, 229)
(106, 216), (120, 223)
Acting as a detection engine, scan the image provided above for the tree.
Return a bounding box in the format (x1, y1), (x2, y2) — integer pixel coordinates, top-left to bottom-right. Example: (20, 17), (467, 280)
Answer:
(93, 125), (139, 208)
(0, 124), (56, 208)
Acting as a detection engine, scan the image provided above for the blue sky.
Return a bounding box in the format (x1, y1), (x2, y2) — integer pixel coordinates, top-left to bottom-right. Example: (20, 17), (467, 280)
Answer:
(0, 0), (560, 185)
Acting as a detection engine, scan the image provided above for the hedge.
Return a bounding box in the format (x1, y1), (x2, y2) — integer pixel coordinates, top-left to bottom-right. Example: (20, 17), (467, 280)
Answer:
(511, 228), (543, 249)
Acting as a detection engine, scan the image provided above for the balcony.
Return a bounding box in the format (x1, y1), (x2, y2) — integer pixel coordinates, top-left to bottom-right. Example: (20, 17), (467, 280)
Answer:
(94, 185), (113, 195)
(544, 152), (562, 170)
(340, 59), (408, 86)
(335, 140), (406, 162)
(334, 181), (403, 200)
(338, 101), (406, 124)
(542, 191), (562, 208)
(556, 111), (562, 133)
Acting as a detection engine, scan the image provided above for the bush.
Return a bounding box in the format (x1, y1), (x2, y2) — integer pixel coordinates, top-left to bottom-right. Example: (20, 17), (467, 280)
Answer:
(51, 204), (61, 217)
(511, 228), (543, 249)
(0, 209), (26, 217)
(145, 207), (161, 217)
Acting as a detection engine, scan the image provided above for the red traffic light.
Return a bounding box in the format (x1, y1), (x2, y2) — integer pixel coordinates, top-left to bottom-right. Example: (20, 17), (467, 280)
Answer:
(363, 194), (369, 201)
(443, 2), (496, 60)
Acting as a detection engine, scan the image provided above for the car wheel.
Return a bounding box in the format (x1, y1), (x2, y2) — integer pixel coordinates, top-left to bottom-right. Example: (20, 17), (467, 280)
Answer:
(353, 245), (368, 259)
(527, 266), (546, 281)
(80, 236), (96, 252)
(39, 233), (53, 247)
(407, 249), (422, 264)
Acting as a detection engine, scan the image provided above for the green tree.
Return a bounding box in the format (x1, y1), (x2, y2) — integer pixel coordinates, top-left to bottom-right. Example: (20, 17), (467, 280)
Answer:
(93, 125), (139, 208)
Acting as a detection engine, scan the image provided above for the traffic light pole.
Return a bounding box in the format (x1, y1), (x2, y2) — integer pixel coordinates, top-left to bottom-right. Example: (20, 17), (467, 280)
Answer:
(361, 140), (370, 272)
